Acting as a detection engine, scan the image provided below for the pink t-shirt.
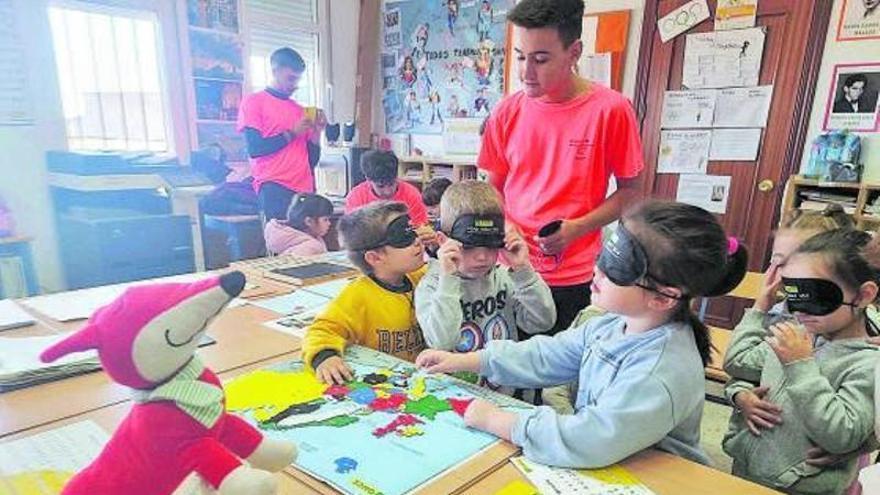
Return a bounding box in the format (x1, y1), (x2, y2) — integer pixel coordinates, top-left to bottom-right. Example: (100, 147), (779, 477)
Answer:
(236, 90), (315, 194)
(479, 86), (644, 286)
(345, 180), (429, 226)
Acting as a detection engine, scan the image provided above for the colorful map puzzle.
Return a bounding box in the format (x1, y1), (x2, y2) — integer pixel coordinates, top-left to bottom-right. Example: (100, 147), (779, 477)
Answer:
(224, 345), (531, 495)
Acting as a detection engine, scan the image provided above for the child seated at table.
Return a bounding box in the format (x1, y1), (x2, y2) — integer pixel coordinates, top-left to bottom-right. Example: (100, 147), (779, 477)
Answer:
(723, 228), (879, 494)
(417, 200), (747, 468)
(415, 181), (555, 392)
(303, 201), (427, 384)
(264, 193), (334, 256)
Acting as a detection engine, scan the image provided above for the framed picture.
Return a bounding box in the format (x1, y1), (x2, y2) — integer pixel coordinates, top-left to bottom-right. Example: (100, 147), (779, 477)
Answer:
(187, 0), (239, 33)
(836, 0), (880, 41)
(190, 29), (244, 81)
(194, 79), (241, 121)
(822, 63), (880, 132)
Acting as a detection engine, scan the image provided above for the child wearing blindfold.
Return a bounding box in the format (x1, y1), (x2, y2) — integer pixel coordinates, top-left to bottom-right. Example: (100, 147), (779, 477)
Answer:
(723, 228), (880, 494)
(414, 182), (556, 391)
(303, 201), (427, 385)
(416, 200), (746, 468)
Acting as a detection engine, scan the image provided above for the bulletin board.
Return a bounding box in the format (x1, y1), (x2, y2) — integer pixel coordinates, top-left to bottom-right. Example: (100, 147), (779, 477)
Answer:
(381, 0), (516, 135)
(503, 10), (631, 94)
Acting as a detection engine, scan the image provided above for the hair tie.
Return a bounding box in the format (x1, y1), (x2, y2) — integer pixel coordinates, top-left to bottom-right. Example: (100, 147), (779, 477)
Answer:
(727, 237), (739, 256)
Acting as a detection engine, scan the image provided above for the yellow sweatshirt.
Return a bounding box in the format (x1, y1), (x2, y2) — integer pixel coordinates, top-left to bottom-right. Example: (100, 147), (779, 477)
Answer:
(303, 267), (427, 368)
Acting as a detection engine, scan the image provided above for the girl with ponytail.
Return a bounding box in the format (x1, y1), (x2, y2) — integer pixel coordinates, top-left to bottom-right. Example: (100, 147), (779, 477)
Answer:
(723, 228), (880, 494)
(413, 200), (745, 468)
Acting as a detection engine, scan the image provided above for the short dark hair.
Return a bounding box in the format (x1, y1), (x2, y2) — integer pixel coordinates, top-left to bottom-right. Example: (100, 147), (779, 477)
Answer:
(286, 193), (334, 231)
(422, 178), (452, 207)
(270, 47), (306, 72)
(360, 150), (399, 182)
(507, 0), (585, 48)
(844, 74), (868, 88)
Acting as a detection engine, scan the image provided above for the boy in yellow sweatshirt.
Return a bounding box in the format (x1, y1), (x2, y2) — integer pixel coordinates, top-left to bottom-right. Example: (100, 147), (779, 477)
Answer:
(304, 201), (427, 384)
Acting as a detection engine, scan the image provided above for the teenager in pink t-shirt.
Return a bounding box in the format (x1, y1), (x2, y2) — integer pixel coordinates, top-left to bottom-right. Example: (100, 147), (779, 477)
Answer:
(237, 47), (325, 220)
(479, 0), (644, 334)
(345, 150), (429, 227)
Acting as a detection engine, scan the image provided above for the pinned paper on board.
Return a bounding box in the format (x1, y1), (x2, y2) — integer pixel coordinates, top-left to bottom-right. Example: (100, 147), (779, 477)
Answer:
(682, 27), (765, 89)
(710, 128), (763, 161)
(658, 130), (712, 174)
(715, 0), (758, 31)
(661, 90), (717, 128)
(677, 175), (732, 214)
(713, 86), (773, 128)
(657, 0), (710, 43)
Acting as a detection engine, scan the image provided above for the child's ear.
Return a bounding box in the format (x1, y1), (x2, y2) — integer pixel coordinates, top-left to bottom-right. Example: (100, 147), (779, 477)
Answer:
(364, 249), (384, 268)
(304, 216), (316, 229)
(647, 287), (682, 311)
(857, 281), (878, 308)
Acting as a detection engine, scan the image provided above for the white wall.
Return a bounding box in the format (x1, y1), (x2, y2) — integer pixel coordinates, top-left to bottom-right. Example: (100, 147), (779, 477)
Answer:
(328, 0), (360, 124)
(799, 0), (880, 180)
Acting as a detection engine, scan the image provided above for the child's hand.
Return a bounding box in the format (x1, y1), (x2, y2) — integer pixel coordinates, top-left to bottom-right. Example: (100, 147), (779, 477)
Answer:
(754, 263), (783, 312)
(500, 231), (530, 270)
(415, 349), (480, 374)
(735, 386), (783, 436)
(463, 399), (501, 429)
(315, 356), (353, 385)
(436, 234), (463, 275)
(415, 224), (438, 248)
(766, 321), (813, 364)
(805, 446), (849, 467)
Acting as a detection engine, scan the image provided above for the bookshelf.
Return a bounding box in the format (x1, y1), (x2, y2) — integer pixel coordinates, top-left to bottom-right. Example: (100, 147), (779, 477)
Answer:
(781, 176), (880, 230)
(397, 156), (480, 189)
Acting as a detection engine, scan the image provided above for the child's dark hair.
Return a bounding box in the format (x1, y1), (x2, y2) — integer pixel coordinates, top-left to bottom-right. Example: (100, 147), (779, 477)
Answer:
(270, 47), (306, 72)
(285, 193), (333, 232)
(625, 201), (748, 366)
(508, 0), (585, 48)
(339, 201), (408, 273)
(360, 150), (399, 183)
(422, 178), (452, 207)
(793, 228), (880, 335)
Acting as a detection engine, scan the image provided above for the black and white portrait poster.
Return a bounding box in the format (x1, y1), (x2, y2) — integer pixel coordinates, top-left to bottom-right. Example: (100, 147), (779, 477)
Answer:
(823, 63), (880, 132)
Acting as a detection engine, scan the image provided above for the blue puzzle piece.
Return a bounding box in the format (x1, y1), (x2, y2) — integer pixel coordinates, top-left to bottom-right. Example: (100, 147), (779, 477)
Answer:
(334, 457), (358, 474)
(347, 387), (377, 405)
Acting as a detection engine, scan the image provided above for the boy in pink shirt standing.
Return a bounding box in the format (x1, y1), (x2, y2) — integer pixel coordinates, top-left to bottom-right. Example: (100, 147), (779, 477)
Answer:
(345, 150), (429, 227)
(479, 0), (644, 334)
(237, 47), (325, 220)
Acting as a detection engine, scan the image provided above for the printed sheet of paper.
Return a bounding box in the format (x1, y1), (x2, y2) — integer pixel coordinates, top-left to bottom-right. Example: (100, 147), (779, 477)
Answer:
(683, 27), (765, 89)
(658, 130), (712, 174)
(676, 175), (732, 214)
(661, 90), (717, 128)
(0, 299), (35, 331)
(657, 0), (710, 43)
(579, 52), (612, 88)
(713, 86), (773, 127)
(715, 0), (758, 31)
(511, 456), (655, 495)
(710, 128), (762, 161)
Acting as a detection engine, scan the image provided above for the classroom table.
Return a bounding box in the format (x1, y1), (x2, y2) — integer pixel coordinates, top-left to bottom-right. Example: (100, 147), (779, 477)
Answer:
(461, 452), (782, 495)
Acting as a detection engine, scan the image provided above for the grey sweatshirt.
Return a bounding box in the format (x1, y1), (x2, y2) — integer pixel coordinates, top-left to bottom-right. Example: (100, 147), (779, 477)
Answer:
(723, 309), (879, 494)
(415, 260), (556, 352)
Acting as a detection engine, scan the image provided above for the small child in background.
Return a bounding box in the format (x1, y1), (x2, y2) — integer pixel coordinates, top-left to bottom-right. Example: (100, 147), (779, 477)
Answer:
(264, 193), (334, 256)
(723, 228), (880, 494)
(422, 177), (452, 230)
(303, 201), (427, 384)
(415, 181), (555, 390)
(417, 200), (747, 468)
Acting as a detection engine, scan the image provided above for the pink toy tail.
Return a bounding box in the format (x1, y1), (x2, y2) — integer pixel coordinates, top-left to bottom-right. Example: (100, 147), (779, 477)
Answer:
(40, 323), (99, 363)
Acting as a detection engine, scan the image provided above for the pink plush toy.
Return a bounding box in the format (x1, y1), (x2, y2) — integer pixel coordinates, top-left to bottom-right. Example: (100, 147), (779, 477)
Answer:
(40, 271), (297, 494)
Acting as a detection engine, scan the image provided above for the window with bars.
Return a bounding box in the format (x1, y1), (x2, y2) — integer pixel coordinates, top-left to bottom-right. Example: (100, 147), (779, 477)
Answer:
(243, 0), (321, 106)
(48, 4), (171, 152)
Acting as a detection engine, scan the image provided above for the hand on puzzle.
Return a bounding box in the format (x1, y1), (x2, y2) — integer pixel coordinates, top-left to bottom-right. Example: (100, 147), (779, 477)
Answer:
(316, 356), (354, 385)
(500, 231), (530, 271)
(415, 349), (479, 374)
(735, 386), (783, 436)
(766, 321), (813, 364)
(462, 398), (500, 429)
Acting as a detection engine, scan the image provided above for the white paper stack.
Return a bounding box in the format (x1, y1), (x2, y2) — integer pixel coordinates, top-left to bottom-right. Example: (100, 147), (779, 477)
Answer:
(0, 299), (36, 331)
(0, 334), (101, 392)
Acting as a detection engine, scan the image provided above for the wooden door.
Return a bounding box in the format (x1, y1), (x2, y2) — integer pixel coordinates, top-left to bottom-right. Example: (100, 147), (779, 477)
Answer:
(634, 0), (831, 328)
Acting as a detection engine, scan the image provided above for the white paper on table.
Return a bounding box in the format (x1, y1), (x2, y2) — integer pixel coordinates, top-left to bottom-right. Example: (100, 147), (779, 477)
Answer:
(0, 334), (98, 374)
(0, 420), (109, 482)
(20, 272), (214, 322)
(579, 52), (611, 87)
(710, 128), (763, 161)
(658, 130), (712, 174)
(676, 175), (732, 214)
(0, 299), (35, 331)
(715, 0), (758, 31)
(661, 89), (717, 128)
(713, 86), (773, 127)
(510, 456), (655, 495)
(683, 27), (765, 89)
(249, 290), (330, 316)
(657, 0), (710, 43)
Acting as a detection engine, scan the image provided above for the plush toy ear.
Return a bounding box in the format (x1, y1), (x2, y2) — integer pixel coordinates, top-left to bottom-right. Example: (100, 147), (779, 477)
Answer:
(40, 323), (99, 363)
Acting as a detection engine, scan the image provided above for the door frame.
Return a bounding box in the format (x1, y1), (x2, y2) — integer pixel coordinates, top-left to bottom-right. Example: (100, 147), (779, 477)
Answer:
(631, 0), (833, 269)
